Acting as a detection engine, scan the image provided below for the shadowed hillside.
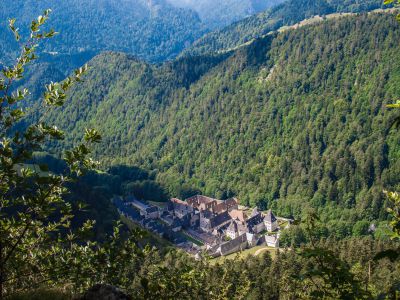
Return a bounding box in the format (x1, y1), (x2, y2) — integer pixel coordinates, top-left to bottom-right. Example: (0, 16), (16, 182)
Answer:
(33, 13), (400, 238)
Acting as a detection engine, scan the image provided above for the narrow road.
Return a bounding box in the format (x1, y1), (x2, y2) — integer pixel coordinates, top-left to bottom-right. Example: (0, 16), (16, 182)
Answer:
(254, 247), (271, 256)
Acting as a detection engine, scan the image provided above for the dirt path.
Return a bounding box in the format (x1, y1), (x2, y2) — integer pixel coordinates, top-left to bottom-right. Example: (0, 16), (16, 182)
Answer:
(254, 247), (271, 256)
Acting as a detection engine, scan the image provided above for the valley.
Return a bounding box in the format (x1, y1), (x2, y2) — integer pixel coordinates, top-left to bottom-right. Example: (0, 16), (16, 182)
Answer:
(38, 12), (400, 242)
(2, 0), (400, 298)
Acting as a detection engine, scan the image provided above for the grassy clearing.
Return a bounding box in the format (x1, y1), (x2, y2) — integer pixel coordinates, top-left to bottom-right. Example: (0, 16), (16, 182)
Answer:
(278, 220), (289, 229)
(210, 246), (278, 265)
(259, 229), (274, 235)
(180, 231), (204, 246)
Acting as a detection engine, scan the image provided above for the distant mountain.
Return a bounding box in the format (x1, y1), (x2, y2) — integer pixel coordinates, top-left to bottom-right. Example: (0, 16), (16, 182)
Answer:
(0, 0), (206, 64)
(40, 13), (400, 236)
(0, 0), (209, 102)
(0, 0), (287, 102)
(1, 0), (387, 66)
(166, 0), (285, 29)
(183, 0), (388, 57)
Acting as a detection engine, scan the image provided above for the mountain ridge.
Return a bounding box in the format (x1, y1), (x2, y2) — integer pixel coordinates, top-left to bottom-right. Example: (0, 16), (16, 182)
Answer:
(213, 8), (400, 54)
(166, 0), (285, 29)
(182, 0), (388, 57)
(38, 13), (400, 238)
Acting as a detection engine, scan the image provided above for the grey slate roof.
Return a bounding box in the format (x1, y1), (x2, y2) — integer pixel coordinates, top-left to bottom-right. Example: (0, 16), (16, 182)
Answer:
(210, 211), (231, 228)
(247, 214), (263, 224)
(264, 210), (277, 223)
(201, 210), (213, 219)
(250, 207), (259, 217)
(171, 218), (182, 229)
(146, 206), (159, 214)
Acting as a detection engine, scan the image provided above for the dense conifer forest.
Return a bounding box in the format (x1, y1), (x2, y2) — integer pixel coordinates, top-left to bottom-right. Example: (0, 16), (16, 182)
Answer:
(0, 0), (387, 103)
(183, 0), (388, 56)
(2, 1), (400, 299)
(32, 13), (400, 240)
(0, 0), (208, 64)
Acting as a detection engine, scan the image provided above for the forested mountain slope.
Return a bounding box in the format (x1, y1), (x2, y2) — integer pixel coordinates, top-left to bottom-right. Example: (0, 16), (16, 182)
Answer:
(166, 0), (284, 29)
(0, 0), (208, 103)
(0, 0), (205, 63)
(1, 0), (388, 103)
(44, 13), (400, 236)
(0, 0), (386, 65)
(183, 0), (388, 57)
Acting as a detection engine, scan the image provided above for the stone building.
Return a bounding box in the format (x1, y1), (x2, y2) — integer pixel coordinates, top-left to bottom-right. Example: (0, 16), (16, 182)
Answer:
(209, 234), (248, 257)
(199, 210), (231, 233)
(264, 210), (278, 232)
(129, 199), (159, 219)
(168, 198), (194, 218)
(246, 208), (265, 234)
(186, 195), (238, 214)
(265, 234), (279, 248)
(226, 207), (265, 238)
(245, 232), (258, 247)
(163, 195), (282, 255)
(226, 220), (239, 239)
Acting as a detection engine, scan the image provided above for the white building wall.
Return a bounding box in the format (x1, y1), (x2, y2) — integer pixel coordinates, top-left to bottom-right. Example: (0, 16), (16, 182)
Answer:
(265, 235), (279, 248)
(265, 221), (278, 232)
(246, 233), (257, 247)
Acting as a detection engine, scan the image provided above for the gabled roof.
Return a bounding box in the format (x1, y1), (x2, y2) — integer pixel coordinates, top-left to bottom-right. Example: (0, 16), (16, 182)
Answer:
(229, 209), (246, 222)
(227, 220), (238, 233)
(201, 210), (213, 219)
(210, 211), (231, 228)
(214, 202), (228, 214)
(185, 195), (238, 213)
(145, 206), (159, 213)
(171, 198), (189, 205)
(186, 195), (217, 206)
(264, 210), (277, 223)
(225, 197), (239, 207)
(246, 213), (264, 229)
(250, 207), (260, 218)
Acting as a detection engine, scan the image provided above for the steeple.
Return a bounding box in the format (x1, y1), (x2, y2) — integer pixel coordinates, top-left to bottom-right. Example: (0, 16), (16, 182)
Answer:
(250, 206), (260, 217)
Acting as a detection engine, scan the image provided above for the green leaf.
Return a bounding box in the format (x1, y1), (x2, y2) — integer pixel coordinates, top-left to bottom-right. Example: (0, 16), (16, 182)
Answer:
(10, 108), (25, 120)
(84, 129), (102, 143)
